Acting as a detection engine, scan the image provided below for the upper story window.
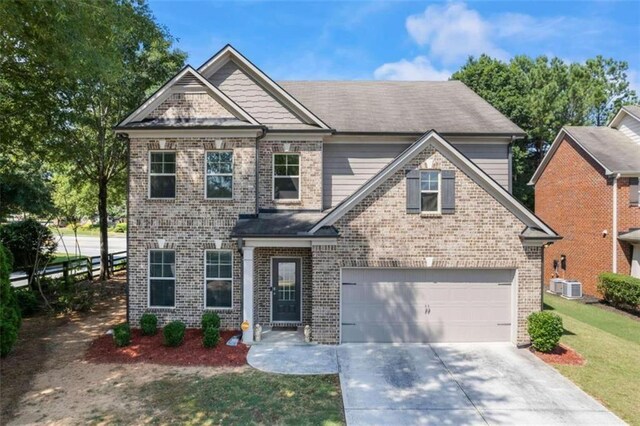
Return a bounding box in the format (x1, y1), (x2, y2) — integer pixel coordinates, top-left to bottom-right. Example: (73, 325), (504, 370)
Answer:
(149, 249), (176, 307)
(205, 250), (233, 309)
(149, 152), (176, 199)
(273, 153), (300, 200)
(206, 151), (233, 199)
(420, 170), (440, 213)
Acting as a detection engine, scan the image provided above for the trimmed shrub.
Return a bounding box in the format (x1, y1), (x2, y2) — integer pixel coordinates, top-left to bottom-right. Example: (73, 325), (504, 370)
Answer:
(140, 313), (158, 336)
(15, 288), (39, 316)
(528, 311), (563, 353)
(112, 223), (127, 233)
(163, 321), (186, 347)
(113, 323), (131, 347)
(1, 243), (22, 357)
(203, 326), (220, 348)
(201, 312), (220, 330)
(597, 273), (640, 310)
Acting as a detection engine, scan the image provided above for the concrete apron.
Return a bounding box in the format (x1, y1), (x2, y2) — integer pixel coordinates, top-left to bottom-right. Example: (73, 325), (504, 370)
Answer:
(247, 329), (338, 375)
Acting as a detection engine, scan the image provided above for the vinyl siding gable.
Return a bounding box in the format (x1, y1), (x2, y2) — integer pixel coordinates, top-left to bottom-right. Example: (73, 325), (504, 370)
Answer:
(616, 114), (640, 144)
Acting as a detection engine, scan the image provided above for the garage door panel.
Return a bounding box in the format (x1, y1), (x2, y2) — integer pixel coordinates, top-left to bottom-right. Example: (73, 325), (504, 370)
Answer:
(341, 268), (514, 343)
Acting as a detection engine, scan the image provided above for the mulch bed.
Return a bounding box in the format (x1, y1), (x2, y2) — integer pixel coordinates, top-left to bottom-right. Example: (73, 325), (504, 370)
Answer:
(531, 344), (585, 366)
(85, 329), (248, 367)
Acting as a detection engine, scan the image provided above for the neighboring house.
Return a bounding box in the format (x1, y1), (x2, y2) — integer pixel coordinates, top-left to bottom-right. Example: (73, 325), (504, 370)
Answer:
(530, 105), (640, 296)
(115, 45), (559, 346)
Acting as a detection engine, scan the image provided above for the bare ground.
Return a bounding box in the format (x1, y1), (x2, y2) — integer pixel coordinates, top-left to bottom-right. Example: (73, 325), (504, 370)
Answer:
(0, 274), (245, 425)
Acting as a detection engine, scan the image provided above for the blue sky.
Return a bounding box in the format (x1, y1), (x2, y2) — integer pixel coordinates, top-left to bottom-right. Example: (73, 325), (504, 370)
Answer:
(149, 1), (640, 88)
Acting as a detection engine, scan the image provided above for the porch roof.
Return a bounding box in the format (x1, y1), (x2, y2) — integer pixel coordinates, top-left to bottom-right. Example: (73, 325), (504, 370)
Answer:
(231, 211), (339, 238)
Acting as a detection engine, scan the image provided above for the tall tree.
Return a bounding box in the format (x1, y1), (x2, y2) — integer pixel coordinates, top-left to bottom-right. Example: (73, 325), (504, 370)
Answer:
(452, 55), (637, 208)
(1, 0), (186, 280)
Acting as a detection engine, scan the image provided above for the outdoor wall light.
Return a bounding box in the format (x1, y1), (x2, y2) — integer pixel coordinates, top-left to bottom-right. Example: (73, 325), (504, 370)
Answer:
(602, 229), (608, 237)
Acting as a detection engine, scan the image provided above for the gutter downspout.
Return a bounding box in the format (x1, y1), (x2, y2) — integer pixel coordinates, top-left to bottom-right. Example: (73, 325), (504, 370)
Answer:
(612, 173), (620, 273)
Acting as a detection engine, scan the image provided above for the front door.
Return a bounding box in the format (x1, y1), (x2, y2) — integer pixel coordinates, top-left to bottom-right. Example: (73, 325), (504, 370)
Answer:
(272, 258), (302, 322)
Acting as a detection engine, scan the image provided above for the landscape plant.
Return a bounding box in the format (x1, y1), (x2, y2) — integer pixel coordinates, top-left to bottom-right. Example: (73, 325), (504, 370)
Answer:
(140, 312), (158, 336)
(597, 272), (640, 310)
(203, 326), (220, 348)
(528, 311), (564, 353)
(0, 243), (21, 357)
(201, 312), (221, 330)
(113, 323), (131, 347)
(163, 321), (186, 347)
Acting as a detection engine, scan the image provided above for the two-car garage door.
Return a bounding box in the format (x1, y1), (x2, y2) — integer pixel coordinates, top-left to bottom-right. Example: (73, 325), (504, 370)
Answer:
(341, 268), (515, 343)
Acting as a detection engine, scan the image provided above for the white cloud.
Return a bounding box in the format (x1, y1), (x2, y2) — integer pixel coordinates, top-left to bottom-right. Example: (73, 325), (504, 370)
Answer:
(405, 2), (508, 65)
(374, 56), (451, 81)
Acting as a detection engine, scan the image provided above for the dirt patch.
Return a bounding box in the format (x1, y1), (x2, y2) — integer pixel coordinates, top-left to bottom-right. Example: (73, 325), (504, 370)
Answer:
(531, 344), (585, 366)
(86, 329), (248, 367)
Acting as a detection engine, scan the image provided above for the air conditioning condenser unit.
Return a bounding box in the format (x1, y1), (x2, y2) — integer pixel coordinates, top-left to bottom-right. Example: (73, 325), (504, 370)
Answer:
(562, 280), (582, 299)
(549, 278), (565, 294)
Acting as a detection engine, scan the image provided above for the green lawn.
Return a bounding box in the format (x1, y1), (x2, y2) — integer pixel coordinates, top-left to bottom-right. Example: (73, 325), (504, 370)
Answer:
(50, 253), (89, 264)
(92, 370), (345, 425)
(544, 294), (640, 425)
(51, 225), (125, 238)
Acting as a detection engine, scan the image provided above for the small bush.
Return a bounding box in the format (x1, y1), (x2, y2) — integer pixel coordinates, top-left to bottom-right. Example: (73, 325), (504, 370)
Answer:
(140, 313), (158, 336)
(201, 312), (220, 330)
(112, 223), (127, 233)
(15, 288), (39, 316)
(1, 243), (21, 357)
(528, 311), (563, 353)
(597, 273), (640, 310)
(203, 326), (220, 348)
(48, 278), (95, 313)
(113, 323), (131, 347)
(163, 321), (186, 347)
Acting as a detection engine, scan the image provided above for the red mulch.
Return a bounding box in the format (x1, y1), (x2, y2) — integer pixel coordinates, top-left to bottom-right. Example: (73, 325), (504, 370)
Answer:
(85, 329), (248, 367)
(531, 344), (585, 366)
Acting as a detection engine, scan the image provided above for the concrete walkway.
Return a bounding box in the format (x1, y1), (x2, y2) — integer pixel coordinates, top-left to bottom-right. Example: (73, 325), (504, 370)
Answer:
(339, 343), (623, 425)
(247, 344), (338, 375)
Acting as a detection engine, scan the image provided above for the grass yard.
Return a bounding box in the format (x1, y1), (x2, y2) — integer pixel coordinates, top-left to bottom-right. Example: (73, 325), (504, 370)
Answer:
(51, 225), (125, 238)
(544, 293), (640, 425)
(92, 370), (345, 425)
(50, 252), (89, 264)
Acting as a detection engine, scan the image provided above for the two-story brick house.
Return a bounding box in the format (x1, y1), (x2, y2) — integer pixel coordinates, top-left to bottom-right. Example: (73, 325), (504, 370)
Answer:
(115, 45), (559, 345)
(531, 105), (640, 296)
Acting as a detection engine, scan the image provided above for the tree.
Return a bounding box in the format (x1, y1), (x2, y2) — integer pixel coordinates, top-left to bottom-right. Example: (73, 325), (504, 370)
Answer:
(0, 151), (54, 220)
(0, 243), (22, 357)
(0, 219), (57, 289)
(452, 55), (637, 208)
(1, 0), (186, 280)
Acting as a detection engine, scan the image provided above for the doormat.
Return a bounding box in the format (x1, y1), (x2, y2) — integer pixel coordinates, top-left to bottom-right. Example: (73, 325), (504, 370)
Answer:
(271, 326), (298, 331)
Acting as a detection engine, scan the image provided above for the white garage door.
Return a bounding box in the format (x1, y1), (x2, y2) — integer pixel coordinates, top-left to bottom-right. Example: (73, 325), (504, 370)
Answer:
(341, 268), (515, 343)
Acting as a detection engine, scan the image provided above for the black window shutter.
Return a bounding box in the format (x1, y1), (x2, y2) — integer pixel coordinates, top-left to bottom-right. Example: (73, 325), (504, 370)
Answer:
(441, 170), (455, 214)
(406, 169), (420, 214)
(630, 177), (639, 206)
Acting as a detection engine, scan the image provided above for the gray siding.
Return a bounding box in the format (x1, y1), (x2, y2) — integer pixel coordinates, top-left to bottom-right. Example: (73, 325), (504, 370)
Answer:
(616, 115), (640, 144)
(323, 142), (510, 208)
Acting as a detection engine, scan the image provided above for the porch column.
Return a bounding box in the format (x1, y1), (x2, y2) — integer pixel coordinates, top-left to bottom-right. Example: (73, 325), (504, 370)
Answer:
(242, 246), (255, 343)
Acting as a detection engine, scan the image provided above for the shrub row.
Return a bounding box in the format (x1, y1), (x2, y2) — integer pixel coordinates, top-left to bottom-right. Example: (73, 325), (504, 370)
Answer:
(112, 312), (222, 349)
(597, 273), (640, 310)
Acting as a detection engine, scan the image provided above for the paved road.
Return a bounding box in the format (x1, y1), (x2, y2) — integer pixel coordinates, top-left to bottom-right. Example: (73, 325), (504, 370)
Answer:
(55, 235), (126, 257)
(339, 343), (623, 425)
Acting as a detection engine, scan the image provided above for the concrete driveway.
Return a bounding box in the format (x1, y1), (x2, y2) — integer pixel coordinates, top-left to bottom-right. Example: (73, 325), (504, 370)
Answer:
(338, 343), (623, 425)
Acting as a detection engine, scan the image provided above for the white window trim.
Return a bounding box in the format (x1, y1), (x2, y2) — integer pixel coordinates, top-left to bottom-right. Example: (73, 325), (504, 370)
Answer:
(272, 152), (301, 201)
(204, 249), (234, 310)
(148, 150), (176, 200)
(420, 170), (441, 214)
(148, 249), (176, 309)
(204, 150), (234, 200)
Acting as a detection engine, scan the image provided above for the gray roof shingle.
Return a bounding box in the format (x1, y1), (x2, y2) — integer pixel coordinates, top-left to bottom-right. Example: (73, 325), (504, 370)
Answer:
(278, 80), (524, 135)
(564, 126), (640, 173)
(231, 212), (338, 237)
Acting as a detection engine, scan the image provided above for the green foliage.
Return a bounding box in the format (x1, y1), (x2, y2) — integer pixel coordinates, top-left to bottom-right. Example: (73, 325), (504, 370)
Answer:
(452, 54), (637, 208)
(0, 152), (54, 220)
(201, 312), (221, 330)
(113, 323), (131, 347)
(528, 311), (564, 353)
(0, 243), (21, 357)
(140, 313), (158, 336)
(14, 288), (39, 316)
(0, 219), (57, 273)
(112, 223), (127, 233)
(51, 172), (98, 228)
(163, 321), (186, 347)
(46, 277), (95, 313)
(203, 326), (220, 348)
(598, 273), (640, 310)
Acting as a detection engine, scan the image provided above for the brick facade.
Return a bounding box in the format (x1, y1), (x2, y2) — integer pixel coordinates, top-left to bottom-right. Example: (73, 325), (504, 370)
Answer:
(535, 136), (640, 296)
(311, 145), (542, 345)
(149, 92), (235, 119)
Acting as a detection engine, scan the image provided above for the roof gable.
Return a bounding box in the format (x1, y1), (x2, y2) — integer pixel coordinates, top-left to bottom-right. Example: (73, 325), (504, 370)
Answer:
(117, 66), (259, 128)
(609, 105), (640, 128)
(197, 45), (329, 129)
(310, 130), (557, 237)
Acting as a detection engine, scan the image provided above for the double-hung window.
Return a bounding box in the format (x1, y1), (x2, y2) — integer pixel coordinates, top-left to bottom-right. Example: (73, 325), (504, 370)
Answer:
(149, 152), (176, 198)
(273, 153), (300, 200)
(205, 250), (233, 308)
(420, 170), (440, 213)
(149, 250), (176, 307)
(206, 151), (233, 199)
